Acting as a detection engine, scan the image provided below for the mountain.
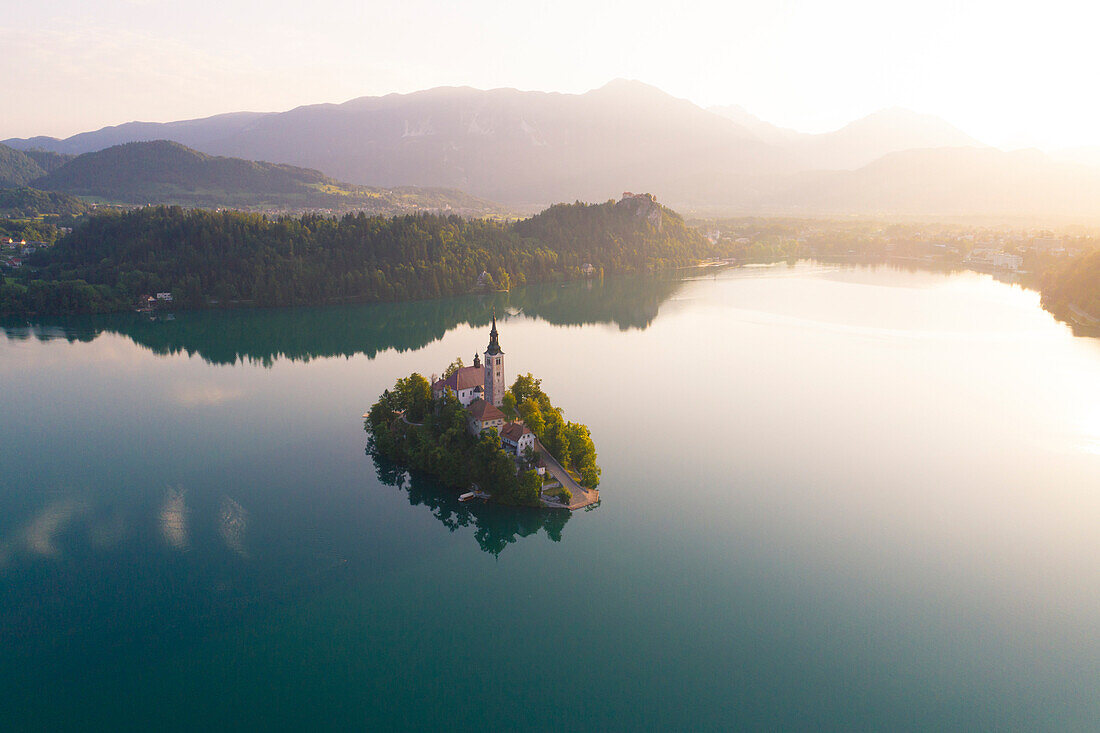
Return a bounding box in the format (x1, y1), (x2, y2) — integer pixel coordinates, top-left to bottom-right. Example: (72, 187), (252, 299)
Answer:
(7, 81), (791, 205)
(8, 82), (1099, 217)
(787, 107), (985, 170)
(4, 112), (268, 156)
(761, 147), (1100, 217)
(192, 79), (789, 205)
(708, 105), (807, 146)
(0, 143), (46, 187)
(31, 140), (503, 214)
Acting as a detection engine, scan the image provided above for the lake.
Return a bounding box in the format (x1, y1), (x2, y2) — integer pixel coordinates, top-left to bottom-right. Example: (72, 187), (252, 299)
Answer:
(2, 262), (1098, 730)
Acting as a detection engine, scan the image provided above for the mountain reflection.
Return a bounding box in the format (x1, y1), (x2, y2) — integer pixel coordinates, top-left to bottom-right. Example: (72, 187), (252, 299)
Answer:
(0, 273), (686, 366)
(372, 453), (572, 556)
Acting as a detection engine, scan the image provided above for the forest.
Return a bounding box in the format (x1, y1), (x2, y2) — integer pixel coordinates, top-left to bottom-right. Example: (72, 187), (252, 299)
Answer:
(0, 196), (710, 316)
(1040, 249), (1100, 327)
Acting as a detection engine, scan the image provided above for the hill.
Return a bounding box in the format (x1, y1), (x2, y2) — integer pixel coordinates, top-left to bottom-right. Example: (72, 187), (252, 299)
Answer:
(0, 194), (709, 315)
(0, 187), (89, 217)
(786, 108), (983, 170)
(30, 140), (504, 214)
(21, 149), (76, 174)
(0, 143), (46, 187)
(760, 147), (1100, 218)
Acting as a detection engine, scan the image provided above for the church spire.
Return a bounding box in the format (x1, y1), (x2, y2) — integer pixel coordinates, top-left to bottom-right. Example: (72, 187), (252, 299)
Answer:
(486, 309), (503, 355)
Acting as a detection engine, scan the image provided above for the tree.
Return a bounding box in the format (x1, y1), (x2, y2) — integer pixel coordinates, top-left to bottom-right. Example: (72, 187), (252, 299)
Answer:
(395, 373), (432, 422)
(472, 429), (519, 499)
(517, 398), (545, 436)
(516, 469), (541, 505)
(442, 356), (464, 378)
(509, 373), (543, 404)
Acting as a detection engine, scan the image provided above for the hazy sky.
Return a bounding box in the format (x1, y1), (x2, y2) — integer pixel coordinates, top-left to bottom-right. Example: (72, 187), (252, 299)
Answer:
(4, 0), (1098, 150)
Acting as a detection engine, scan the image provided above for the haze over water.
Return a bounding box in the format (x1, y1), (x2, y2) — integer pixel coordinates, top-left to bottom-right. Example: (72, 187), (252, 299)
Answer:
(1, 263), (1098, 730)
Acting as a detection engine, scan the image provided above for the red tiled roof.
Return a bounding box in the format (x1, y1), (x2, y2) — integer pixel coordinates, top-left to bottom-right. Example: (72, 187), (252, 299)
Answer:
(432, 366), (484, 392)
(467, 398), (504, 421)
(500, 422), (531, 441)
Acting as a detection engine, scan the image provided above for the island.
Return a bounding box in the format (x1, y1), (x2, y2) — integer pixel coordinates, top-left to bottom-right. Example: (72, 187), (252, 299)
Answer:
(364, 315), (600, 509)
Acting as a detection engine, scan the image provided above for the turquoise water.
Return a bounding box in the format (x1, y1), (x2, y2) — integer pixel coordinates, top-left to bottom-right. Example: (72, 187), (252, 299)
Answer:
(2, 263), (1099, 730)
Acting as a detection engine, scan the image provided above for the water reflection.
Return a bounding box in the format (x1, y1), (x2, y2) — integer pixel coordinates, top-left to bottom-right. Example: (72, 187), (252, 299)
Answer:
(372, 453), (571, 556)
(0, 273), (687, 366)
(219, 497), (249, 558)
(159, 488), (189, 551)
(0, 499), (85, 567)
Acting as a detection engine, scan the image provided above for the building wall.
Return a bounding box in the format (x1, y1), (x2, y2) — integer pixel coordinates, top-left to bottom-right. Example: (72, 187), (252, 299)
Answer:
(484, 353), (504, 408)
(467, 416), (503, 436)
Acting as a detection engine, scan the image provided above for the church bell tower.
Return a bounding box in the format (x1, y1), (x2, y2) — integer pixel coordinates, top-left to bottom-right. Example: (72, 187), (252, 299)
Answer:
(484, 312), (504, 408)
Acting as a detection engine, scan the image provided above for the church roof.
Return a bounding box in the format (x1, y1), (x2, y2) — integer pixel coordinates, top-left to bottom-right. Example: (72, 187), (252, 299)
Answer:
(432, 366), (484, 392)
(486, 314), (503, 356)
(468, 398), (505, 421)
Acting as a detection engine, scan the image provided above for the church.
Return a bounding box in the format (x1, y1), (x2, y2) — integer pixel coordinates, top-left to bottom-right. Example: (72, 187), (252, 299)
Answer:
(431, 315), (507, 435)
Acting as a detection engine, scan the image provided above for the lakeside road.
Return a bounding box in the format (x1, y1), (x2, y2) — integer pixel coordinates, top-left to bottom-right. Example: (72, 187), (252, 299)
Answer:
(535, 438), (599, 510)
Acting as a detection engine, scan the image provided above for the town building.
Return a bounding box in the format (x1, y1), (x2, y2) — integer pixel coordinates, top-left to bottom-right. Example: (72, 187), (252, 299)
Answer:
(500, 421), (535, 455)
(467, 398), (505, 435)
(991, 252), (1023, 271)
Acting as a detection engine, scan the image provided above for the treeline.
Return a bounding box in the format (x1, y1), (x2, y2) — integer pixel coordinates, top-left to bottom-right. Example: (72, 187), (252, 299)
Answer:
(1040, 250), (1100, 326)
(2, 197), (711, 316)
(503, 374), (599, 489)
(366, 374), (544, 507)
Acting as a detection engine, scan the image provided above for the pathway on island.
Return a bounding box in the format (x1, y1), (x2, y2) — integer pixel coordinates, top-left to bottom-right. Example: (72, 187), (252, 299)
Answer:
(534, 438), (599, 510)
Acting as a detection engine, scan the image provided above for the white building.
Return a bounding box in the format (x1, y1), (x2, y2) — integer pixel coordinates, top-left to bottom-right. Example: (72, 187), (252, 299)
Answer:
(431, 355), (485, 407)
(991, 252), (1023, 271)
(500, 422), (535, 455)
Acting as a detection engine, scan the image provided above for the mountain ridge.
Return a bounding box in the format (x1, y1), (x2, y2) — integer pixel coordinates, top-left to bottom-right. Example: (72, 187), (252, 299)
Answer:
(15, 140), (505, 215)
(5, 81), (1097, 217)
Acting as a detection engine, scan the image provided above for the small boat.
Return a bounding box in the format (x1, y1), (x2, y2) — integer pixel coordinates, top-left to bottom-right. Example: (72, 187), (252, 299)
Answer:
(458, 491), (476, 502)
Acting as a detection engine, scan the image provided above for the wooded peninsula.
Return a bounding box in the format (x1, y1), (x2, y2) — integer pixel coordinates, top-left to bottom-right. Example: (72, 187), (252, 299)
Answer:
(0, 193), (708, 316)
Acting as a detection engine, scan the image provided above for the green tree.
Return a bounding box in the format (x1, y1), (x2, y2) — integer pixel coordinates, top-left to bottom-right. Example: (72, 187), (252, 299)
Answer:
(442, 356), (464, 378)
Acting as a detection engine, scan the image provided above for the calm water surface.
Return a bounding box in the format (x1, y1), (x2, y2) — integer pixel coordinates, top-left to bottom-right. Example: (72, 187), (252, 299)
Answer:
(2, 263), (1098, 730)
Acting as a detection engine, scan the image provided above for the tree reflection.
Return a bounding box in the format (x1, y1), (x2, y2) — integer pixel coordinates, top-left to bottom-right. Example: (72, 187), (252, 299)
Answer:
(370, 451), (572, 557)
(0, 273), (686, 366)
